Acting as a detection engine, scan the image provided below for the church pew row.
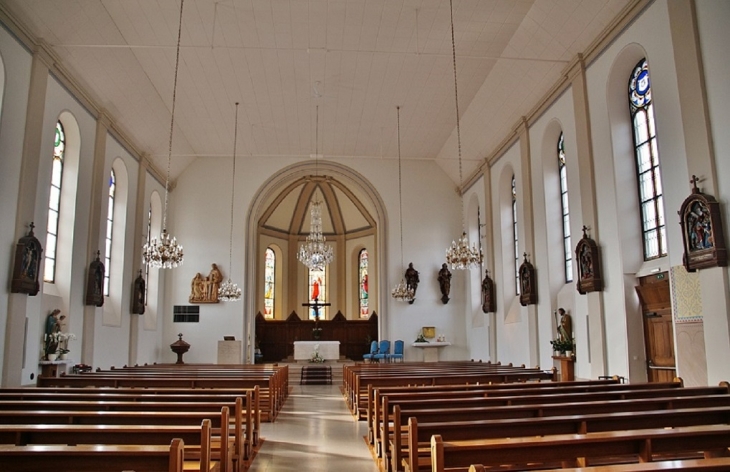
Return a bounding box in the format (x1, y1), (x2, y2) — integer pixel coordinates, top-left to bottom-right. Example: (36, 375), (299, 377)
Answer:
(0, 438), (186, 472)
(0, 406), (243, 471)
(0, 420), (219, 471)
(467, 457), (730, 471)
(429, 425), (730, 472)
(368, 380), (680, 445)
(0, 396), (251, 466)
(401, 405), (730, 472)
(374, 382), (715, 461)
(345, 363), (557, 417)
(0, 386), (260, 447)
(37, 374), (279, 421)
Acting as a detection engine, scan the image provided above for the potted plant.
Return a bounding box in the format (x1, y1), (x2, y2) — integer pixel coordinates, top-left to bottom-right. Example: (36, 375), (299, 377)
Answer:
(550, 338), (574, 356)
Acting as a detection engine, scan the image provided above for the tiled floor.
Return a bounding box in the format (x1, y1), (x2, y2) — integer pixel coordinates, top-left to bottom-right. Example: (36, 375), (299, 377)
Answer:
(248, 383), (379, 471)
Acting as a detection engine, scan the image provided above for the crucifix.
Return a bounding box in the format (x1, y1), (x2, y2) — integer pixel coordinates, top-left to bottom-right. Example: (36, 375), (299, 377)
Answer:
(302, 298), (331, 339)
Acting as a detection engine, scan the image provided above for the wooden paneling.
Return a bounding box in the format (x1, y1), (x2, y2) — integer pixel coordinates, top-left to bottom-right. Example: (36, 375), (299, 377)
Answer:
(255, 312), (378, 362)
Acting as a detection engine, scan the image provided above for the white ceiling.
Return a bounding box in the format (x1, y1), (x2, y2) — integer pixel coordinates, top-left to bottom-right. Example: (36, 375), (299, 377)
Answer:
(2, 0), (631, 185)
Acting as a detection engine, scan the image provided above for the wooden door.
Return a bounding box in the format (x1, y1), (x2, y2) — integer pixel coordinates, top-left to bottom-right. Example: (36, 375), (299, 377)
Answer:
(635, 274), (676, 382)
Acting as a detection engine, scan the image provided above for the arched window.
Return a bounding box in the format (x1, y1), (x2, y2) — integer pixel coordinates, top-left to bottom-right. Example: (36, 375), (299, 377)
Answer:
(44, 121), (65, 283)
(358, 249), (369, 318)
(629, 58), (666, 260)
(308, 267), (326, 320)
(512, 175), (520, 294)
(558, 133), (573, 282)
(264, 248), (275, 319)
(103, 169), (116, 296)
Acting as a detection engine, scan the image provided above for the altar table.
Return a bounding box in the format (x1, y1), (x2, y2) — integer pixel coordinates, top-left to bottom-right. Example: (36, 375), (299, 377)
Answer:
(411, 341), (451, 362)
(293, 341), (340, 361)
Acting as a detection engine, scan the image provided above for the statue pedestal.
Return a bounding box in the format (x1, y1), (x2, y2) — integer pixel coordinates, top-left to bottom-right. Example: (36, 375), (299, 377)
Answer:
(552, 355), (575, 381)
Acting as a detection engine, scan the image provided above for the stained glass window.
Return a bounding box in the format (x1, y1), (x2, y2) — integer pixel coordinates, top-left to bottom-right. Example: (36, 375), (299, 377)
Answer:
(44, 121), (65, 283)
(629, 59), (666, 260)
(264, 248), (275, 319)
(104, 170), (116, 296)
(558, 133), (573, 283)
(358, 249), (369, 318)
(512, 175), (520, 295)
(308, 267), (326, 320)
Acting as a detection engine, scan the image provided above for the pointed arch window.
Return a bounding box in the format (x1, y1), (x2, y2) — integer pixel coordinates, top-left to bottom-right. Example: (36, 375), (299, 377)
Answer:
(558, 133), (573, 282)
(629, 58), (666, 260)
(264, 247), (275, 319)
(44, 121), (65, 283)
(512, 175), (520, 295)
(308, 267), (326, 320)
(103, 170), (116, 296)
(358, 249), (369, 318)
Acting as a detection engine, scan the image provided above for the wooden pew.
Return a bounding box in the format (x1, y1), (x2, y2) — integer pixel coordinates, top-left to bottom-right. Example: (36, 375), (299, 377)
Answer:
(429, 425), (730, 472)
(401, 406), (730, 472)
(377, 385), (727, 463)
(370, 381), (689, 449)
(0, 437), (185, 472)
(469, 457), (730, 471)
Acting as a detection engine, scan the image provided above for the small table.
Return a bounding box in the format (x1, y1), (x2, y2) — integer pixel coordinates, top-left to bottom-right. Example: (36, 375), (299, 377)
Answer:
(411, 341), (451, 362)
(38, 359), (71, 378)
(293, 341), (340, 361)
(552, 355), (575, 381)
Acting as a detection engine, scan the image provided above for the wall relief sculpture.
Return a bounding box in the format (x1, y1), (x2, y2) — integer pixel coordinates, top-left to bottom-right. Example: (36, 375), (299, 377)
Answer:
(11, 222), (43, 296)
(576, 225), (603, 294)
(85, 250), (105, 307)
(518, 253), (537, 306)
(678, 175), (727, 271)
(189, 263), (224, 303)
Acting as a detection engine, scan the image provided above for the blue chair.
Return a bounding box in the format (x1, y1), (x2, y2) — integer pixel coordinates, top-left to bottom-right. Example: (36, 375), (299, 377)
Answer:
(362, 340), (378, 363)
(387, 340), (404, 363)
(373, 340), (390, 363)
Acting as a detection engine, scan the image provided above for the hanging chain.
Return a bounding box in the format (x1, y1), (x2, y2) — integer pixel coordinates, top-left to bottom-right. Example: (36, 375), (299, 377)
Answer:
(397, 106), (405, 270)
(163, 0), (185, 232)
(449, 0), (465, 231)
(228, 102), (239, 273)
(315, 105), (319, 178)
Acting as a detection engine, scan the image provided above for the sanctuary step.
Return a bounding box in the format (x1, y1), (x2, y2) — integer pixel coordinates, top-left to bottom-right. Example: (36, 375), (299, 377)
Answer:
(300, 365), (333, 385)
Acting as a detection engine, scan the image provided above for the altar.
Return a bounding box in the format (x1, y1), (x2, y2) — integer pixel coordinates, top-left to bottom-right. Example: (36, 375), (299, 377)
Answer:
(293, 341), (340, 361)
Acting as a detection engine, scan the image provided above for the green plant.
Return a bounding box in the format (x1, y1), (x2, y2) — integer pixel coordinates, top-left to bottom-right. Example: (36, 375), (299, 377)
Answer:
(415, 333), (428, 343)
(550, 338), (574, 354)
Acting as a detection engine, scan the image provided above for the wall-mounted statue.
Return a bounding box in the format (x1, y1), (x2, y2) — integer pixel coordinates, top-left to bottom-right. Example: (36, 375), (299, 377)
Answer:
(11, 222), (43, 296)
(678, 175), (727, 271)
(85, 250), (105, 307)
(557, 308), (572, 343)
(575, 226), (603, 294)
(189, 263), (224, 304)
(518, 253), (537, 306)
(481, 269), (495, 313)
(438, 263), (452, 304)
(131, 270), (146, 314)
(404, 262), (419, 304)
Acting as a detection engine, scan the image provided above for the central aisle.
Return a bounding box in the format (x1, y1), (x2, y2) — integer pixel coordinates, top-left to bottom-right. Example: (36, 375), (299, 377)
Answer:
(248, 382), (379, 471)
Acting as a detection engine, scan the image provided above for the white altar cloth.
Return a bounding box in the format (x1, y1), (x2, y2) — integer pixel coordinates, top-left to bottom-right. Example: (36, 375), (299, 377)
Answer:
(293, 341), (340, 361)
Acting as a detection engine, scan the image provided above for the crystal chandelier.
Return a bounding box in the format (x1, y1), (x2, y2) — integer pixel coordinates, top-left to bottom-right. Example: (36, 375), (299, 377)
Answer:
(297, 106), (334, 271)
(142, 0), (185, 269)
(391, 106), (414, 302)
(219, 102), (242, 302)
(444, 0), (482, 271)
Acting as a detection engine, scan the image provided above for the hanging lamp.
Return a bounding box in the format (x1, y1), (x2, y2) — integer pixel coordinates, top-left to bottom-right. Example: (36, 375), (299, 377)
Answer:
(218, 102), (242, 302)
(391, 106), (415, 302)
(297, 105), (334, 271)
(444, 0), (482, 270)
(142, 0), (185, 269)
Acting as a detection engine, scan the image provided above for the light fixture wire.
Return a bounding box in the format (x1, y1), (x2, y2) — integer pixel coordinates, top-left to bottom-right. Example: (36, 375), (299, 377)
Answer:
(219, 102), (242, 301)
(391, 106), (414, 302)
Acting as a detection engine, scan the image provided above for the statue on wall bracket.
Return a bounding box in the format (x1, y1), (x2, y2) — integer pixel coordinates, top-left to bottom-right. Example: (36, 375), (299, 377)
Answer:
(481, 269), (496, 313)
(131, 270), (146, 315)
(11, 222), (43, 296)
(678, 175), (727, 272)
(189, 263), (224, 303)
(85, 250), (105, 307)
(575, 225), (603, 294)
(518, 253), (537, 306)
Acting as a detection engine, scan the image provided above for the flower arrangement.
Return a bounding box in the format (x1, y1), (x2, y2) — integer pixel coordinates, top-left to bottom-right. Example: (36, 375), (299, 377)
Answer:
(310, 344), (325, 363)
(414, 333), (428, 343)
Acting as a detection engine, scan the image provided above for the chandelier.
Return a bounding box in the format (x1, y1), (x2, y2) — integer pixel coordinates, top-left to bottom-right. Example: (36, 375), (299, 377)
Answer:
(444, 0), (482, 271)
(142, 0), (185, 269)
(297, 106), (334, 271)
(391, 106), (414, 302)
(219, 102), (242, 302)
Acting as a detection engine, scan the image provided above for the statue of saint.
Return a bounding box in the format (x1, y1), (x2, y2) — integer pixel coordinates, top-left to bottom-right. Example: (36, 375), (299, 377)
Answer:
(44, 309), (61, 359)
(557, 308), (572, 343)
(208, 263), (223, 301)
(438, 263), (452, 304)
(404, 263), (420, 298)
